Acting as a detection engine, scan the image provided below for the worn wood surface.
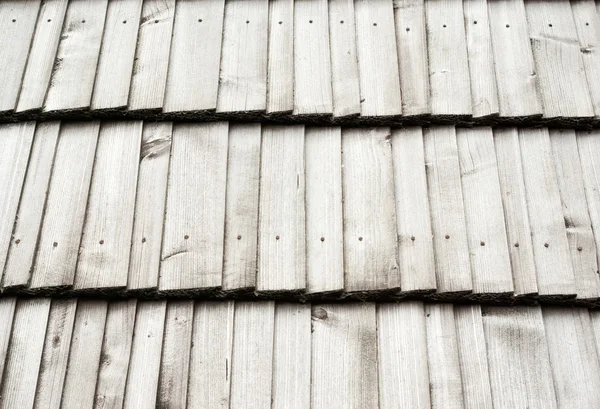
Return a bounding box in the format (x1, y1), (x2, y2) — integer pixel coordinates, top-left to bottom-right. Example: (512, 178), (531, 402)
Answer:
(266, 0), (294, 114)
(572, 0), (600, 117)
(0, 297), (16, 386)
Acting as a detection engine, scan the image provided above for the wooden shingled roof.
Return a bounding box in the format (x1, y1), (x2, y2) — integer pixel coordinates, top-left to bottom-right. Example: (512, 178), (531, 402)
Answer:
(2, 0), (600, 408)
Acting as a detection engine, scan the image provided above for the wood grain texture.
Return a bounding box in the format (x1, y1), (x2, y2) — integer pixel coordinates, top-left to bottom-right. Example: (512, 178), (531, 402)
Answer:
(127, 0), (176, 111)
(305, 127), (344, 294)
(311, 303), (379, 409)
(423, 126), (472, 294)
(266, 0), (294, 114)
(377, 302), (431, 409)
(163, 0), (225, 113)
(74, 121), (142, 291)
(0, 297), (16, 386)
(43, 0), (109, 112)
(391, 127), (436, 293)
(354, 0), (402, 117)
(591, 309), (600, 357)
(257, 125), (306, 293)
(160, 122), (229, 292)
(128, 122), (172, 292)
(222, 124), (261, 292)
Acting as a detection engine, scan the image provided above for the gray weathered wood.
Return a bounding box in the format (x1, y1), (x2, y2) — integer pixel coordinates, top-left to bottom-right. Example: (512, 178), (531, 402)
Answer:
(266, 0), (294, 114)
(590, 309), (600, 358)
(0, 297), (16, 386)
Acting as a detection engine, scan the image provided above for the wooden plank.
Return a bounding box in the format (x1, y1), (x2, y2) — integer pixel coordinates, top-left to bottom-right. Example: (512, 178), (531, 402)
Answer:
(293, 0), (333, 115)
(525, 0), (594, 118)
(94, 300), (136, 409)
(0, 297), (16, 386)
(0, 122), (35, 279)
(463, 0), (499, 118)
(163, 0), (225, 113)
(160, 122), (228, 293)
(157, 301), (193, 409)
(257, 125), (306, 293)
(216, 0), (268, 113)
(572, 0), (600, 117)
(187, 301), (234, 409)
(354, 0), (402, 117)
(328, 0), (361, 117)
(127, 0), (176, 111)
(61, 300), (108, 409)
(591, 309), (600, 357)
(0, 1), (41, 112)
(487, 0), (542, 117)
(550, 129), (600, 301)
(342, 127), (399, 293)
(30, 121), (100, 291)
(312, 303), (378, 409)
(266, 0), (294, 114)
(91, 0), (143, 110)
(543, 307), (600, 408)
(423, 126), (472, 295)
(230, 301), (275, 409)
(33, 299), (77, 409)
(123, 301), (166, 409)
(482, 306), (558, 409)
(456, 127), (513, 297)
(391, 127), (436, 293)
(305, 127), (343, 295)
(425, 0), (472, 117)
(128, 122), (172, 292)
(493, 128), (538, 297)
(272, 303), (311, 409)
(454, 304), (493, 409)
(43, 0), (109, 112)
(519, 127), (576, 298)
(377, 302), (430, 409)
(222, 124), (261, 292)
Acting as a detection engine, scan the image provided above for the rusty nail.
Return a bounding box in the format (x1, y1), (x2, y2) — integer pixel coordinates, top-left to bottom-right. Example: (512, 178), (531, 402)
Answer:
(480, 241), (485, 246)
(544, 243), (549, 248)
(15, 239), (20, 244)
(578, 246), (583, 252)
(237, 235), (242, 240)
(445, 235), (450, 239)
(184, 235), (189, 240)
(276, 235), (280, 240)
(99, 240), (104, 245)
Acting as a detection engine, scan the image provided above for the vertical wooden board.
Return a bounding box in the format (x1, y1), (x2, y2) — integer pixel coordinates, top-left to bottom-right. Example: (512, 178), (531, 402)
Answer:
(3, 122), (59, 289)
(391, 127), (436, 293)
(525, 0), (594, 118)
(33, 299), (77, 409)
(160, 122), (228, 292)
(393, 0), (429, 116)
(550, 129), (599, 300)
(425, 0), (472, 116)
(216, 0), (268, 113)
(456, 128), (513, 296)
(128, 122), (172, 292)
(0, 1), (41, 112)
(30, 121), (100, 290)
(16, 0), (68, 113)
(229, 301), (275, 409)
(257, 125), (305, 293)
(493, 128), (538, 297)
(266, 0), (294, 114)
(157, 301), (193, 409)
(222, 124), (261, 292)
(0, 298), (50, 409)
(0, 297), (16, 385)
(482, 306), (558, 409)
(305, 127), (343, 295)
(312, 303), (378, 409)
(123, 301), (166, 409)
(591, 309), (600, 357)
(94, 300), (136, 409)
(163, 0), (225, 113)
(519, 128), (576, 298)
(454, 304), (493, 409)
(487, 0), (542, 117)
(328, 0), (361, 117)
(355, 0), (402, 117)
(543, 307), (600, 408)
(61, 300), (108, 409)
(342, 128), (399, 293)
(187, 301), (234, 409)
(128, 0), (176, 111)
(91, 0), (143, 110)
(272, 303), (311, 409)
(423, 126), (472, 294)
(463, 0), (499, 118)
(73, 121), (142, 291)
(377, 302), (431, 409)
(43, 0), (109, 112)
(293, 0), (333, 115)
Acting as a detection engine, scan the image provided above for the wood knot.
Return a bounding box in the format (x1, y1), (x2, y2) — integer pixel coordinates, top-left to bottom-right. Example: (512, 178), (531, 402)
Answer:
(313, 307), (328, 320)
